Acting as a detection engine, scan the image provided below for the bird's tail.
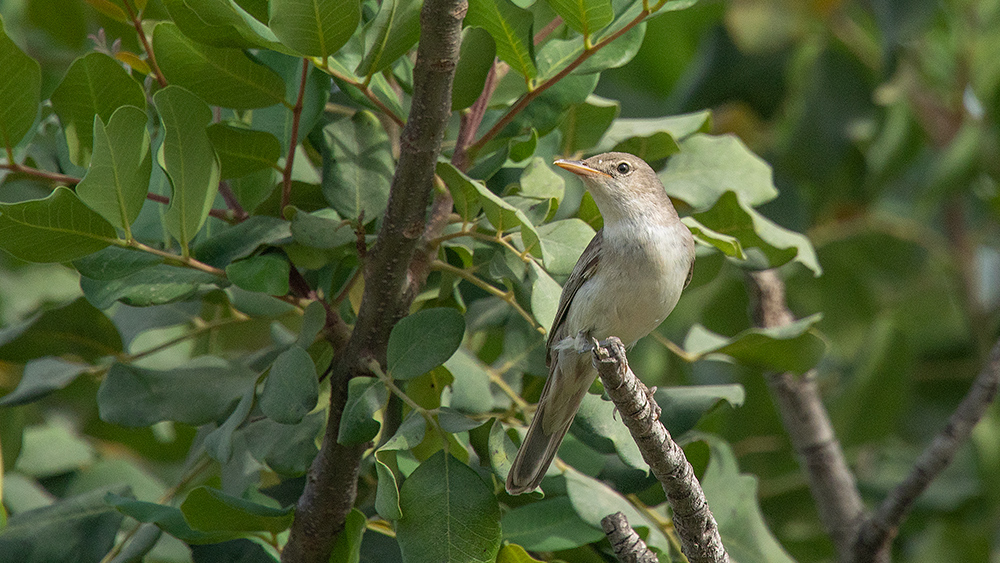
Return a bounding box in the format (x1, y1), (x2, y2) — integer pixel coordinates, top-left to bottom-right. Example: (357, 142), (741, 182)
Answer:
(505, 351), (594, 495)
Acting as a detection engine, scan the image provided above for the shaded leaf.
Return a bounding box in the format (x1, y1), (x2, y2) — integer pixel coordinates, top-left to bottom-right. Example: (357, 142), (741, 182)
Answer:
(452, 27), (496, 110)
(0, 187), (118, 263)
(560, 95), (619, 155)
(501, 496), (604, 551)
(97, 357), (256, 426)
(338, 377), (388, 445)
(387, 308), (466, 380)
(0, 357), (90, 407)
(443, 348), (494, 414)
(659, 133), (776, 209)
(682, 216), (745, 259)
(535, 218), (595, 276)
(289, 207), (354, 248)
(545, 0), (612, 37)
(356, 0), (421, 76)
(654, 384), (745, 437)
(397, 451), (502, 563)
(153, 22), (286, 109)
(194, 215), (292, 267)
(572, 393), (646, 470)
(321, 112), (393, 223)
(683, 314), (825, 374)
(269, 0), (360, 59)
(226, 253), (291, 296)
(563, 467), (669, 553)
(204, 387), (255, 463)
(107, 493), (239, 544)
(244, 411), (324, 476)
(80, 264), (222, 309)
(49, 52), (145, 167)
(528, 262), (560, 331)
(374, 412), (427, 520)
(76, 106), (152, 233)
(437, 161), (483, 221)
(0, 298), (122, 363)
(0, 16), (41, 149)
(207, 123), (282, 179)
(260, 345), (319, 424)
(330, 508), (367, 563)
(180, 486), (293, 533)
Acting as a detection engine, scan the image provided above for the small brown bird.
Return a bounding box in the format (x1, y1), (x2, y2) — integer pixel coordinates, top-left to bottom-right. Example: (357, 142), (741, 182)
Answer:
(505, 152), (695, 495)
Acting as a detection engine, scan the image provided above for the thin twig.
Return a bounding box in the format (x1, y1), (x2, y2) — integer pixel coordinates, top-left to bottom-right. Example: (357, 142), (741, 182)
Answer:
(145, 193), (234, 222)
(319, 64), (406, 128)
(121, 0), (167, 88)
(430, 259), (541, 331)
(0, 162), (81, 185)
(281, 59), (310, 210)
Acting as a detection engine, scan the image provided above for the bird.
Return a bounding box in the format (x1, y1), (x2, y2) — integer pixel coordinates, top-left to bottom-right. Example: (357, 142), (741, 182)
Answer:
(505, 152), (695, 495)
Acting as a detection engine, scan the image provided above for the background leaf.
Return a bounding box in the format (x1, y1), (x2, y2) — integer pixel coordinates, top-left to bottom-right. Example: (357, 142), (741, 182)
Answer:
(321, 112), (393, 223)
(0, 15), (41, 150)
(0, 188), (118, 263)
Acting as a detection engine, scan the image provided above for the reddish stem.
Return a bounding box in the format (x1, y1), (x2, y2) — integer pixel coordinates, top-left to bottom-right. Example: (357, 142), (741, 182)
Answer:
(146, 192), (233, 222)
(121, 0), (167, 88)
(281, 59), (310, 211)
(0, 162), (80, 185)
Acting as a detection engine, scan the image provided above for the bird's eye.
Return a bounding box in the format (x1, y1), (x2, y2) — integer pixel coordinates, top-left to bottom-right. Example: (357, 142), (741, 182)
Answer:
(616, 162), (631, 175)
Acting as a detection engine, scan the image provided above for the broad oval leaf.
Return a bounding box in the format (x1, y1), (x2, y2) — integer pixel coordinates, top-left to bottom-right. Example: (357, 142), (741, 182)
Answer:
(501, 496), (604, 552)
(207, 123), (282, 179)
(0, 187), (118, 263)
(153, 22), (287, 109)
(269, 0), (360, 59)
(226, 253), (291, 296)
(387, 308), (465, 380)
(49, 52), (145, 167)
(153, 86), (221, 252)
(659, 133), (777, 209)
(683, 313), (826, 374)
(338, 377), (388, 445)
(260, 345), (319, 424)
(180, 486), (293, 534)
(397, 451), (502, 563)
(0, 16), (41, 150)
(452, 27), (496, 110)
(356, 0), (422, 77)
(321, 112), (393, 223)
(466, 0), (536, 80)
(76, 106), (152, 234)
(0, 357), (90, 407)
(544, 0), (612, 38)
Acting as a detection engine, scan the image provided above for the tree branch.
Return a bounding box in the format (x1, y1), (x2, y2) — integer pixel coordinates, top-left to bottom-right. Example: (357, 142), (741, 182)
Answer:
(852, 338), (1000, 563)
(281, 59), (310, 211)
(745, 270), (865, 560)
(280, 0), (466, 559)
(602, 511), (659, 563)
(592, 338), (729, 563)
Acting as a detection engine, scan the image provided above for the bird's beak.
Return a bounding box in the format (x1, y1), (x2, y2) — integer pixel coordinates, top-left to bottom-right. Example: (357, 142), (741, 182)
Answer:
(554, 159), (612, 178)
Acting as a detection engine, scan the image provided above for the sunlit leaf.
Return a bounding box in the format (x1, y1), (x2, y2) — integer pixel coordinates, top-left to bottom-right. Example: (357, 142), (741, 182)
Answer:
(466, 0), (536, 79)
(269, 0), (360, 59)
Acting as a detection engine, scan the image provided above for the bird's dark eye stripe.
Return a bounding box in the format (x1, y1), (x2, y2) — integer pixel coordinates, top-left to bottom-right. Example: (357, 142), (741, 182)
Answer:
(616, 162), (631, 174)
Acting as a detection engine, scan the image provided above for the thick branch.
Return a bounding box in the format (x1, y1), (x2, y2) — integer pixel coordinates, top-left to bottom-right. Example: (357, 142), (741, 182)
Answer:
(852, 339), (1000, 563)
(592, 338), (729, 563)
(603, 511), (659, 563)
(280, 0), (465, 560)
(746, 270), (865, 560)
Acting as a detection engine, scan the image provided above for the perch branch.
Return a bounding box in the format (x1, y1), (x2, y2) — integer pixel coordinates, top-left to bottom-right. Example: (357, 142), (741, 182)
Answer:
(746, 270), (865, 560)
(602, 511), (659, 563)
(592, 338), (729, 563)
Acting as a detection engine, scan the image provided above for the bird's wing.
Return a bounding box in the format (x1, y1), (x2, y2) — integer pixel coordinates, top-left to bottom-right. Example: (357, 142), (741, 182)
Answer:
(545, 229), (603, 360)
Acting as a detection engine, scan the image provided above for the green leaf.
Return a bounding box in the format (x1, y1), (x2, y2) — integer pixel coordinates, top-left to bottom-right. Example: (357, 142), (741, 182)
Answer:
(76, 106), (152, 234)
(0, 488), (125, 563)
(654, 384), (745, 437)
(442, 348), (494, 414)
(387, 308), (466, 380)
(518, 157), (564, 202)
(0, 357), (90, 407)
(252, 51), (333, 151)
(321, 112), (393, 223)
(436, 161), (483, 221)
(356, 0), (421, 76)
(559, 95), (619, 155)
(49, 52), (145, 167)
(0, 298), (122, 363)
(466, 0), (536, 80)
(659, 133), (777, 209)
(73, 245), (163, 280)
(204, 387), (255, 462)
(0, 187), (118, 263)
(97, 357), (256, 426)
(535, 218), (595, 276)
(489, 418), (518, 481)
(496, 544), (546, 563)
(244, 411), (323, 475)
(683, 314), (826, 374)
(154, 86), (222, 252)
(528, 262), (560, 331)
(106, 493), (239, 544)
(0, 16), (41, 150)
(374, 412), (427, 520)
(469, 179), (542, 257)
(545, 0), (612, 37)
(14, 420), (96, 477)
(168, 0), (290, 52)
(338, 377), (388, 445)
(153, 22), (286, 109)
(596, 110), (711, 161)
(260, 345), (319, 424)
(80, 264), (222, 309)
(693, 191), (822, 276)
(330, 508), (367, 563)
(502, 496), (604, 551)
(226, 253), (291, 296)
(207, 123), (282, 179)
(572, 393), (646, 470)
(701, 438), (797, 563)
(682, 216), (745, 259)
(397, 451), (502, 563)
(452, 27), (496, 110)
(269, 0), (360, 59)
(194, 215), (292, 267)
(289, 207), (354, 248)
(180, 486), (293, 534)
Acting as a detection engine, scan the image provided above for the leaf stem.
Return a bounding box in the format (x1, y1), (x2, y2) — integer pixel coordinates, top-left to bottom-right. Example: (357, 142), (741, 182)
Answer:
(121, 0), (167, 88)
(469, 3), (663, 154)
(144, 192), (235, 223)
(316, 60), (406, 128)
(281, 59), (310, 210)
(650, 332), (699, 362)
(118, 238), (226, 277)
(430, 259), (542, 332)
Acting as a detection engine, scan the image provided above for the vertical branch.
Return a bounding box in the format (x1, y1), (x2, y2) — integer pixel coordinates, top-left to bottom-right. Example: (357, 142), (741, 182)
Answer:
(745, 270), (865, 560)
(280, 0), (466, 560)
(120, 0), (167, 88)
(281, 59), (310, 211)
